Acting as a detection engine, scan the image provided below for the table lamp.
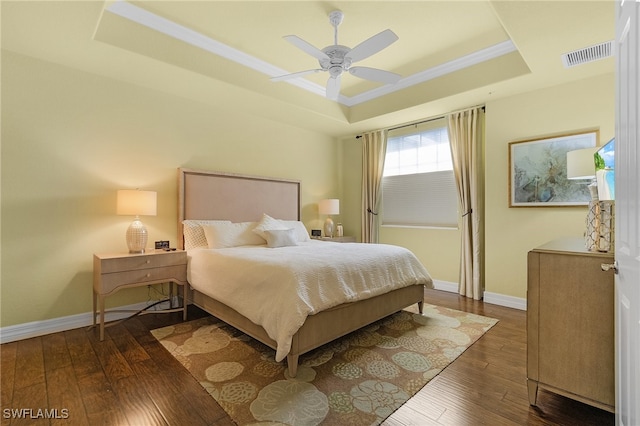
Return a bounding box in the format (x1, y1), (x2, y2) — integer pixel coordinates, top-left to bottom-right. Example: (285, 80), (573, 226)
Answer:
(117, 189), (157, 253)
(567, 147), (598, 250)
(567, 147), (598, 181)
(319, 198), (339, 238)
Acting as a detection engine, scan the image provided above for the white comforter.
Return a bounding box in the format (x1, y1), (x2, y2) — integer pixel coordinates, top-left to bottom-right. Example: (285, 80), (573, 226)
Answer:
(187, 240), (433, 361)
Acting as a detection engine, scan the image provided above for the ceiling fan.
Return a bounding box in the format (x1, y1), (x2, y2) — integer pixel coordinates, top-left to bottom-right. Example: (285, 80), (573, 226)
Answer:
(271, 10), (402, 100)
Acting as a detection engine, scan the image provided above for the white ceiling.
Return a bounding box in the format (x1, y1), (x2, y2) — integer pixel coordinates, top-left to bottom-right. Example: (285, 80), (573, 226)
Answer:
(1, 1), (615, 137)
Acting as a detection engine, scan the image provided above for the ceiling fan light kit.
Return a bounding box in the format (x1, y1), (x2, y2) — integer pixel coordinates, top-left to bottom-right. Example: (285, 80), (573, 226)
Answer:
(272, 10), (401, 100)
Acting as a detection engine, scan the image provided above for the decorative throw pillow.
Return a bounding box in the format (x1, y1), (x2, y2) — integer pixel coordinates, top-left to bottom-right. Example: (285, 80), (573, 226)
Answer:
(182, 220), (230, 250)
(202, 221), (265, 249)
(263, 228), (298, 248)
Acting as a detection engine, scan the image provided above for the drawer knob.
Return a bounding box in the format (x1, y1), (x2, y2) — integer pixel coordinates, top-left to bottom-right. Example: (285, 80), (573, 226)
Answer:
(146, 260), (151, 264)
(601, 261), (618, 274)
(146, 273), (151, 278)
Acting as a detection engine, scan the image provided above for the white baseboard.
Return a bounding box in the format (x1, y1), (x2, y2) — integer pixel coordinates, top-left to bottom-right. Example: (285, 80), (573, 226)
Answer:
(483, 291), (527, 311)
(431, 280), (526, 311)
(1, 285), (527, 344)
(432, 280), (459, 293)
(0, 299), (178, 344)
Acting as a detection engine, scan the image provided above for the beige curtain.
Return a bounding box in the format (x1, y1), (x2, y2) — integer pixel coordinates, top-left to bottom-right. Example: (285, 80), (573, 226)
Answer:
(447, 107), (484, 299)
(361, 130), (388, 243)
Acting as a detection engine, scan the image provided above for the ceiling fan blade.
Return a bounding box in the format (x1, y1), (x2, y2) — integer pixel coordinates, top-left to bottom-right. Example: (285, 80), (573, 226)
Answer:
(271, 69), (323, 82)
(326, 75), (341, 100)
(283, 35), (330, 61)
(345, 29), (398, 63)
(349, 66), (401, 84)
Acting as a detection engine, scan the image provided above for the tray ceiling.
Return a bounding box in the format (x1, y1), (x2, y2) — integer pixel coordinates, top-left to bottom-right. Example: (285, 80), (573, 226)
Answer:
(1, 1), (615, 136)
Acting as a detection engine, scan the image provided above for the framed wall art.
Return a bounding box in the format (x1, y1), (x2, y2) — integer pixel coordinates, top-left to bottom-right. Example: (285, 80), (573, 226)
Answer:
(509, 130), (598, 207)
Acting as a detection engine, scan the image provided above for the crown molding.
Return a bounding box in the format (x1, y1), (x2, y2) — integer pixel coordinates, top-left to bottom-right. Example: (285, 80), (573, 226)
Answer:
(106, 1), (516, 106)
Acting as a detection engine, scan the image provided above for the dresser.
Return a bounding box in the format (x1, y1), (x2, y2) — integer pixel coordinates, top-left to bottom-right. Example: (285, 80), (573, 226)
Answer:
(93, 250), (188, 340)
(527, 237), (615, 412)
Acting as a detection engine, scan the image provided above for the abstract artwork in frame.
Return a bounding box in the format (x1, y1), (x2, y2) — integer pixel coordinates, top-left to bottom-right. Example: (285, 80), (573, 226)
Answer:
(509, 130), (598, 207)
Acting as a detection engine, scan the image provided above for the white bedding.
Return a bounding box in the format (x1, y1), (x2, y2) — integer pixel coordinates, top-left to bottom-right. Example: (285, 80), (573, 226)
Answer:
(187, 240), (433, 361)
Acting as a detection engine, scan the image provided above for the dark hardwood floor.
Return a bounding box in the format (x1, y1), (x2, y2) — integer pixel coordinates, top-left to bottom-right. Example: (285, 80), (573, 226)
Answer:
(1, 289), (614, 425)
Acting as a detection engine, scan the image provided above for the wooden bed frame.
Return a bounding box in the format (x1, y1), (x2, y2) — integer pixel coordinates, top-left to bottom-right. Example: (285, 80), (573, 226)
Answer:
(178, 168), (425, 377)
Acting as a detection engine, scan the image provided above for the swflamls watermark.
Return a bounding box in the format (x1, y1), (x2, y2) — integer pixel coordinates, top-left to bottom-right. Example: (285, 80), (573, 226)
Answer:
(3, 408), (69, 419)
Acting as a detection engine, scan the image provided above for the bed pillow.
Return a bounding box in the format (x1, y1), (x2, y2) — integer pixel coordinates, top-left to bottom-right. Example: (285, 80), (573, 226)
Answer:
(252, 213), (288, 239)
(182, 220), (231, 250)
(263, 228), (298, 248)
(202, 221), (265, 248)
(253, 214), (311, 242)
(280, 220), (311, 242)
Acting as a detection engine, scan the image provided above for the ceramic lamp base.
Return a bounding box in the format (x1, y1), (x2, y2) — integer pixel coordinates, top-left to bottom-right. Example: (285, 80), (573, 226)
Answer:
(126, 217), (148, 253)
(324, 217), (335, 238)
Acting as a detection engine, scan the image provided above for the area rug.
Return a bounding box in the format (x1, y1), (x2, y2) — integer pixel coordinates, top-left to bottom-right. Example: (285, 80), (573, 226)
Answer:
(152, 304), (497, 425)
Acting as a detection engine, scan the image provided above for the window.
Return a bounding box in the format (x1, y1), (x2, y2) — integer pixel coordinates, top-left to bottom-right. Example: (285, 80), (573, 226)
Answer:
(381, 121), (458, 228)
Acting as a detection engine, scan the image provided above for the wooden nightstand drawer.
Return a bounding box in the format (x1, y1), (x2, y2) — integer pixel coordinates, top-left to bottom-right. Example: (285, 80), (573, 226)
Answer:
(99, 265), (187, 295)
(319, 236), (356, 243)
(92, 249), (189, 341)
(96, 250), (186, 274)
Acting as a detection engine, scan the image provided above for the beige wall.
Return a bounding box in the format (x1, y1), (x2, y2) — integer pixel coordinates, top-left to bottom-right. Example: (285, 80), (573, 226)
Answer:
(0, 46), (614, 329)
(340, 73), (615, 298)
(0, 51), (338, 327)
(484, 73), (614, 298)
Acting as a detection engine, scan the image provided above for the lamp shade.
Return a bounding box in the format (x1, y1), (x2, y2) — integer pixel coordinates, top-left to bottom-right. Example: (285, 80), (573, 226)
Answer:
(117, 190), (157, 216)
(319, 199), (340, 215)
(567, 147), (597, 179)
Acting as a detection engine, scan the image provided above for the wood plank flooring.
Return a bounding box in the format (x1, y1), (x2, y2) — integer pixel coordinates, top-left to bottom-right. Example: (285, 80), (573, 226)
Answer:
(1, 289), (614, 425)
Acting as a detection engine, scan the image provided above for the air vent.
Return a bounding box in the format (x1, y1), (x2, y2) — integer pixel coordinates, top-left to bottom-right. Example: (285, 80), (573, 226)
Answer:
(562, 41), (614, 68)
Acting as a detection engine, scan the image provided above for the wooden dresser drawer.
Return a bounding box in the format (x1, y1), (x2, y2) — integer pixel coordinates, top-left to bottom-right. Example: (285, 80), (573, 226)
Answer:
(527, 237), (614, 412)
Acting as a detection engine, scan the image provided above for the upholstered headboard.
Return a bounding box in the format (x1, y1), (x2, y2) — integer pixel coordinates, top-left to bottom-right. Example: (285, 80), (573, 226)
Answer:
(177, 168), (301, 249)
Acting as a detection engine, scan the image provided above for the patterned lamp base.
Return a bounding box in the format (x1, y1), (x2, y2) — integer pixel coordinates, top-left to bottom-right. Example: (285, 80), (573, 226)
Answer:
(126, 217), (148, 253)
(585, 200), (615, 253)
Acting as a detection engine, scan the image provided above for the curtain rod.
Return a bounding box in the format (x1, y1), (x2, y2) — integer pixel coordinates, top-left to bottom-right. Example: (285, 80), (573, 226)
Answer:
(388, 115), (444, 132)
(355, 105), (485, 139)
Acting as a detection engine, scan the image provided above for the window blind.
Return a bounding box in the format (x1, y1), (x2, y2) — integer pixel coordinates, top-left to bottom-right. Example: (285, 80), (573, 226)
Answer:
(381, 170), (458, 228)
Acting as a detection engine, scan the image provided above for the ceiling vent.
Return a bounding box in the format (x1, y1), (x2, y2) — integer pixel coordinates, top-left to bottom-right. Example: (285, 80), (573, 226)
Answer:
(562, 40), (614, 68)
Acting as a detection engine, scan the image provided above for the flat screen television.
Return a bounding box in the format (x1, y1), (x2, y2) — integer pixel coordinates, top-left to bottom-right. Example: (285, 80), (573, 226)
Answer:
(594, 138), (615, 200)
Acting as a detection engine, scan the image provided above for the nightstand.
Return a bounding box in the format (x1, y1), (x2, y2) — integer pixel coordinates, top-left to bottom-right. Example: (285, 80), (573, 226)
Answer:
(320, 236), (356, 243)
(93, 250), (188, 340)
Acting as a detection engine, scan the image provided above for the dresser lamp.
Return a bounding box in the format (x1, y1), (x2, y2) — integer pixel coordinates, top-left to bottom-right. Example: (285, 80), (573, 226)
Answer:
(117, 189), (157, 253)
(567, 147), (598, 181)
(319, 198), (339, 238)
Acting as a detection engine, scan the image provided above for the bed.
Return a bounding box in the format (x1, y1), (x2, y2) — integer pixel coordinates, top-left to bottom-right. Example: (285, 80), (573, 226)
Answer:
(178, 168), (433, 377)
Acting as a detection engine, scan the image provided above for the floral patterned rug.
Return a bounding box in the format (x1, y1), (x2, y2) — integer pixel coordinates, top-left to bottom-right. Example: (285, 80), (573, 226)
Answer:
(152, 304), (497, 425)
